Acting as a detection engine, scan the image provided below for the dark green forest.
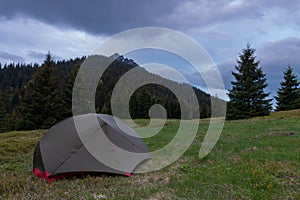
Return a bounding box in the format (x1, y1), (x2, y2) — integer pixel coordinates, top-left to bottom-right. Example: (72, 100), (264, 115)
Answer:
(0, 54), (217, 132)
(1, 46), (299, 132)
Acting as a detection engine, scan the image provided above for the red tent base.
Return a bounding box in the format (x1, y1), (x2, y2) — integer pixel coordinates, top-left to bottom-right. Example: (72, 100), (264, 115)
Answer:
(33, 168), (61, 183)
(33, 168), (131, 183)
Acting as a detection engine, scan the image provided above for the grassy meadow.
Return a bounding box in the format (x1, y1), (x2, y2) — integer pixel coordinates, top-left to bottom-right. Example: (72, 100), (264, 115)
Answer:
(0, 110), (299, 199)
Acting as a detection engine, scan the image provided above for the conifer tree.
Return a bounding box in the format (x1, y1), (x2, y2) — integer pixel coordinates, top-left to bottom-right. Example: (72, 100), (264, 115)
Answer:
(17, 53), (64, 130)
(0, 90), (6, 132)
(227, 45), (272, 119)
(138, 88), (151, 118)
(275, 66), (300, 111)
(63, 63), (80, 117)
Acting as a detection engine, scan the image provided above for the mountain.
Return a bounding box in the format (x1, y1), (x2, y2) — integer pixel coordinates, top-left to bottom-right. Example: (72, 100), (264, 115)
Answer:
(0, 54), (222, 132)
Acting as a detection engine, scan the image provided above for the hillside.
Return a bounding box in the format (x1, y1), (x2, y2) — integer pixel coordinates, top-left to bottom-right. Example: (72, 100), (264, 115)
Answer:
(0, 110), (299, 199)
(0, 54), (217, 132)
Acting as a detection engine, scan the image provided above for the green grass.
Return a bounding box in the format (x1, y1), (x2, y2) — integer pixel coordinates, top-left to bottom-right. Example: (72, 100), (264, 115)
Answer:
(0, 110), (299, 199)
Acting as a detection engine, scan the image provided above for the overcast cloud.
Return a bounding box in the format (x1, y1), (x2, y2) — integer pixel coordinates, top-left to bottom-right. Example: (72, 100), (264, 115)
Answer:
(0, 0), (299, 101)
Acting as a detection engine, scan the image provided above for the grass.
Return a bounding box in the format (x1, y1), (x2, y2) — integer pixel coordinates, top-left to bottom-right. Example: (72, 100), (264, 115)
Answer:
(0, 110), (299, 199)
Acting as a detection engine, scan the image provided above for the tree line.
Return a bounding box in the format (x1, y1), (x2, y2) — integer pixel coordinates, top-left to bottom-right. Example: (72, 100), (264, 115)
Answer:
(1, 44), (297, 132)
(227, 44), (300, 119)
(0, 53), (214, 132)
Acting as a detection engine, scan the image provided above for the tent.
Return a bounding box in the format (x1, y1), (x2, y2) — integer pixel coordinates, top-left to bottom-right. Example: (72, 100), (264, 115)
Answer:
(33, 113), (150, 183)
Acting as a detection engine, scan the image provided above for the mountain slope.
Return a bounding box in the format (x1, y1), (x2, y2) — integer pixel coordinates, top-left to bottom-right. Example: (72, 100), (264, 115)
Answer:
(0, 54), (221, 131)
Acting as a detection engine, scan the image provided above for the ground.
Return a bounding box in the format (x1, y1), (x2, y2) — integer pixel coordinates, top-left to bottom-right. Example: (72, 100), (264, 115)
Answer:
(0, 110), (299, 199)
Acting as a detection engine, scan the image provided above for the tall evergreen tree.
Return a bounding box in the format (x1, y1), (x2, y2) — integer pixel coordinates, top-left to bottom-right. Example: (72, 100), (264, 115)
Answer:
(131, 87), (151, 118)
(63, 63), (80, 117)
(275, 66), (300, 111)
(0, 89), (6, 132)
(17, 53), (65, 130)
(227, 45), (272, 119)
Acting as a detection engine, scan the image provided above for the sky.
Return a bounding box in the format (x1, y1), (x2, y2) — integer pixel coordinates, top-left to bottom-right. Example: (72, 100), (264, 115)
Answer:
(0, 0), (300, 103)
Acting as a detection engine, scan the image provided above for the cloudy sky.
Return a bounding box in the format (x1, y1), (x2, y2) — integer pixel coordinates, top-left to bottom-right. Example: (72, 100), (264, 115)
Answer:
(0, 0), (300, 102)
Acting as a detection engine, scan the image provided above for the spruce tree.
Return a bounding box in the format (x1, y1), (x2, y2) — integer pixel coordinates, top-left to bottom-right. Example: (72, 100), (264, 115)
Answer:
(63, 63), (80, 117)
(227, 45), (272, 119)
(138, 88), (151, 118)
(0, 90), (6, 132)
(275, 66), (300, 111)
(17, 53), (65, 130)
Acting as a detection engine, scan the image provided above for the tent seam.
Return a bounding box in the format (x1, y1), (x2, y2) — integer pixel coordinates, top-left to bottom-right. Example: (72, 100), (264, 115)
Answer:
(50, 122), (106, 174)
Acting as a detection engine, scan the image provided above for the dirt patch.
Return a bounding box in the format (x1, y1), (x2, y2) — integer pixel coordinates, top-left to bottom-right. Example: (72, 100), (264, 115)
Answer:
(246, 146), (257, 151)
(269, 132), (296, 136)
(148, 192), (172, 200)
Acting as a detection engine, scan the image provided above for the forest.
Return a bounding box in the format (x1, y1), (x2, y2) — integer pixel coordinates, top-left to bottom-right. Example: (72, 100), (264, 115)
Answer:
(0, 53), (217, 133)
(2, 46), (298, 133)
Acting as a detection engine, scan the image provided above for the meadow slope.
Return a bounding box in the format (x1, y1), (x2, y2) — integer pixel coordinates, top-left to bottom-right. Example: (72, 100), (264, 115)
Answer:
(0, 110), (299, 199)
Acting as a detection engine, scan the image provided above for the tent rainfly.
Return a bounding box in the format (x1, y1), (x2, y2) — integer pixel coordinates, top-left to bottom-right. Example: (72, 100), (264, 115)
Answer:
(33, 114), (151, 183)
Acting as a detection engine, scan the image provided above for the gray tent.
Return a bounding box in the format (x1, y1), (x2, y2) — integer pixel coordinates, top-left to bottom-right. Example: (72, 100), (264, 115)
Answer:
(33, 114), (150, 182)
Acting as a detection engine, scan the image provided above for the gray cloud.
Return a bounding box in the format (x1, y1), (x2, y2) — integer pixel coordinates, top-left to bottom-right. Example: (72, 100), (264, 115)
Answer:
(258, 37), (300, 98)
(214, 38), (300, 94)
(216, 60), (236, 89)
(0, 51), (25, 63)
(193, 37), (300, 100)
(259, 37), (300, 70)
(0, 0), (181, 34)
(26, 50), (47, 61)
(1, 0), (300, 102)
(183, 60), (235, 97)
(26, 50), (63, 63)
(1, 0), (299, 35)
(164, 0), (262, 29)
(0, 18), (104, 64)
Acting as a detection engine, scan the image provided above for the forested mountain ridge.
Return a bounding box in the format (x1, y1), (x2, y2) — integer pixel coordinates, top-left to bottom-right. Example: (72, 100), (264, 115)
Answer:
(0, 54), (220, 132)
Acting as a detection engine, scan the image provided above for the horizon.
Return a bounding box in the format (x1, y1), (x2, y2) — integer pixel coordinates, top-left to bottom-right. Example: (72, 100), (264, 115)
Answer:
(1, 0), (300, 104)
